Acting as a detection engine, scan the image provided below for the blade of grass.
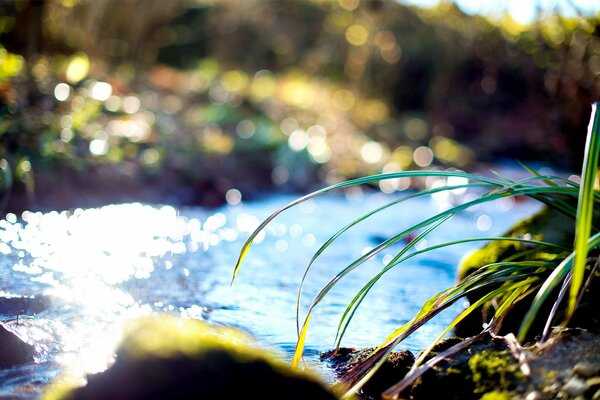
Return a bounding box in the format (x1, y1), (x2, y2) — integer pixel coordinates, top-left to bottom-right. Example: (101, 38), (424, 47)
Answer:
(233, 171), (578, 284)
(518, 230), (600, 341)
(493, 281), (535, 319)
(540, 270), (572, 342)
(544, 257), (600, 341)
(335, 256), (553, 350)
(295, 182), (488, 335)
(293, 189), (570, 365)
(333, 214), (452, 347)
(338, 270), (543, 397)
(518, 161), (562, 188)
(310, 186), (572, 309)
(232, 170), (511, 283)
(411, 279), (537, 371)
(486, 171), (580, 219)
(333, 241), (559, 350)
(298, 176), (576, 335)
(569, 102), (600, 318)
(335, 245), (560, 346)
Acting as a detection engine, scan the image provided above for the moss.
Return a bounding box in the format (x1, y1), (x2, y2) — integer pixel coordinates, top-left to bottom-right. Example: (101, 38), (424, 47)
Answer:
(544, 370), (557, 382)
(45, 316), (338, 400)
(410, 337), (517, 400)
(454, 206), (575, 338)
(458, 206), (574, 280)
(479, 390), (516, 400)
(469, 351), (523, 395)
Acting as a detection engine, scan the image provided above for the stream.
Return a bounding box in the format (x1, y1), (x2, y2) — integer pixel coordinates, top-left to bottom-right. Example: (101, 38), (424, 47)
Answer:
(0, 186), (541, 398)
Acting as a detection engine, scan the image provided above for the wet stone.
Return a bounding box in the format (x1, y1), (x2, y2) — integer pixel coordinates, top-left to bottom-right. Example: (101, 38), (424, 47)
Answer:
(321, 347), (414, 399)
(573, 361), (600, 378)
(524, 390), (545, 400)
(0, 323), (35, 368)
(56, 317), (337, 400)
(563, 377), (587, 397)
(587, 377), (600, 389)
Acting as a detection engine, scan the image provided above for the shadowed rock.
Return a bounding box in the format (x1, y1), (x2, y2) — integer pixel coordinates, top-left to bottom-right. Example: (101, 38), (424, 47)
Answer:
(0, 322), (35, 368)
(321, 347), (414, 399)
(46, 317), (338, 400)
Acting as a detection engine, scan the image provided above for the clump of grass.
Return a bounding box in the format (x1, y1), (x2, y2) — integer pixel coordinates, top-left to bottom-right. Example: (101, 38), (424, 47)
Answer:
(232, 102), (600, 399)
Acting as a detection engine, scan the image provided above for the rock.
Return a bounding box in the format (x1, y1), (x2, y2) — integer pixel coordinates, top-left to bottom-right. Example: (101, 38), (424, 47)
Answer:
(320, 347), (357, 371)
(409, 336), (522, 400)
(321, 347), (414, 399)
(586, 377), (600, 389)
(573, 361), (600, 378)
(524, 390), (545, 400)
(562, 377), (587, 397)
(0, 322), (35, 368)
(389, 330), (600, 400)
(46, 316), (337, 400)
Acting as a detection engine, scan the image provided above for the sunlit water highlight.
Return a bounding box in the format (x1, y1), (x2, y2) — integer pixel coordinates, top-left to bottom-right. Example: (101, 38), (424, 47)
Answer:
(0, 192), (540, 397)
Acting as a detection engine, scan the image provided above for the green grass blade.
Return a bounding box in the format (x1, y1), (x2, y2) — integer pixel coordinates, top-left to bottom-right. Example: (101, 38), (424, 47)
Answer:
(493, 279), (539, 319)
(519, 230), (600, 341)
(233, 171), (576, 284)
(333, 214), (451, 347)
(333, 240), (561, 347)
(569, 102), (600, 317)
(413, 279), (536, 370)
(518, 161), (559, 187)
(545, 257), (600, 341)
(486, 172), (579, 218)
(339, 270), (543, 396)
(381, 332), (486, 399)
(311, 186), (572, 304)
(294, 187), (569, 364)
(300, 192), (566, 339)
(292, 314), (311, 368)
(295, 182), (488, 335)
(372, 268), (544, 359)
(231, 170), (509, 283)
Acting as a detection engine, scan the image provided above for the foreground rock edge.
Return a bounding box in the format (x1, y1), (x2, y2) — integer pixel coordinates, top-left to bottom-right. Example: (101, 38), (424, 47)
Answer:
(323, 329), (600, 400)
(44, 316), (339, 400)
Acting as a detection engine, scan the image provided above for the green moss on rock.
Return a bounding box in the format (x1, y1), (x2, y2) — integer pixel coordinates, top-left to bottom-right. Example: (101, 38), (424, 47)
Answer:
(469, 351), (522, 394)
(46, 316), (338, 400)
(458, 206), (573, 281)
(455, 206), (574, 338)
(409, 336), (528, 400)
(479, 390), (516, 400)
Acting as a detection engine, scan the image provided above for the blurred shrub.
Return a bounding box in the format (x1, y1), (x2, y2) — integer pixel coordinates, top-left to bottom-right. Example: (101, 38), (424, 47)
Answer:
(0, 0), (598, 209)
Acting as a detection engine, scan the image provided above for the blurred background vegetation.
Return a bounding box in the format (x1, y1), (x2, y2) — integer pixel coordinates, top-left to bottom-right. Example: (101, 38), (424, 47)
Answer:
(0, 0), (599, 211)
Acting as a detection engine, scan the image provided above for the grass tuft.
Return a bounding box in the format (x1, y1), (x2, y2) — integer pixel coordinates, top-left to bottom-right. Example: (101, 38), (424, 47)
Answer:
(232, 102), (600, 397)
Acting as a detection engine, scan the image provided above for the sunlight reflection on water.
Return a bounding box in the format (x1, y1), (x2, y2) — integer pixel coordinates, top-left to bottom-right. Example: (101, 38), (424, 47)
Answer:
(0, 192), (540, 397)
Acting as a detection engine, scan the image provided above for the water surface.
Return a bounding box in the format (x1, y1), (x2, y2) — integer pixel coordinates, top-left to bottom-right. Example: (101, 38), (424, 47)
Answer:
(0, 189), (540, 397)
